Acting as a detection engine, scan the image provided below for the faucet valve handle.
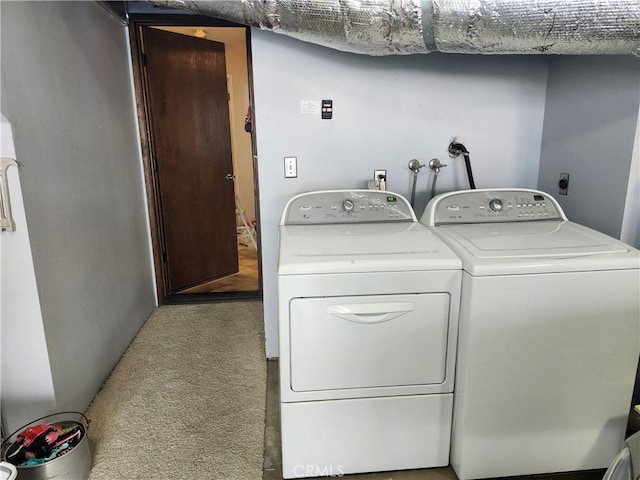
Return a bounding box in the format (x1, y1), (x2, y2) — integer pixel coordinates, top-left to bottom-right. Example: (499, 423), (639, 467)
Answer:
(408, 159), (425, 173)
(428, 158), (446, 171)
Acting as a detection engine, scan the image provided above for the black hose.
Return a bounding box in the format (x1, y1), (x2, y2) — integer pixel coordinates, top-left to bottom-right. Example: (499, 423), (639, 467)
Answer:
(462, 153), (476, 189)
(449, 142), (476, 190)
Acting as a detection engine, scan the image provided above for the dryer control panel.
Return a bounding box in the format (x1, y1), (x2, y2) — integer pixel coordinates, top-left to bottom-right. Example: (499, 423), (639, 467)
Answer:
(422, 189), (567, 226)
(281, 190), (416, 225)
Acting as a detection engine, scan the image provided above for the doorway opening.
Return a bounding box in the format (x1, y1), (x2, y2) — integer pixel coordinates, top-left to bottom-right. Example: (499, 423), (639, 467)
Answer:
(129, 15), (261, 304)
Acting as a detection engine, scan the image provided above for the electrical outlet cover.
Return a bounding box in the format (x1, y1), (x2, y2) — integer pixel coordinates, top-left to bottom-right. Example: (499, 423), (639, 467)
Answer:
(374, 170), (387, 190)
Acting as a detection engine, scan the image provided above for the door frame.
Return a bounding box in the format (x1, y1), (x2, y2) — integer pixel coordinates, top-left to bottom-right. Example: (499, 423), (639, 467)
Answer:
(128, 14), (262, 304)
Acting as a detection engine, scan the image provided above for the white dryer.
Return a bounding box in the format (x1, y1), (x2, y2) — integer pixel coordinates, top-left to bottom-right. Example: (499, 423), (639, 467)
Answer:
(278, 190), (462, 479)
(421, 188), (640, 480)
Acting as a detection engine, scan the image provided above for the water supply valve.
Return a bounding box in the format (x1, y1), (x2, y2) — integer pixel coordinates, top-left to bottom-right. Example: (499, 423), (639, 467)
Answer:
(428, 158), (446, 173)
(408, 159), (425, 207)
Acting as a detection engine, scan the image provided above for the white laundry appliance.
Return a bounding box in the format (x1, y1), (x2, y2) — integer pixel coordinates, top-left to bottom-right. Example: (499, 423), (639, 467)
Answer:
(278, 190), (462, 479)
(421, 188), (640, 480)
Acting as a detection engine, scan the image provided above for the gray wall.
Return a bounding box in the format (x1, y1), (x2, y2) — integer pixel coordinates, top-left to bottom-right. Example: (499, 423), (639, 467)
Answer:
(538, 56), (640, 238)
(1, 2), (156, 416)
(251, 30), (550, 357)
(621, 104), (639, 249)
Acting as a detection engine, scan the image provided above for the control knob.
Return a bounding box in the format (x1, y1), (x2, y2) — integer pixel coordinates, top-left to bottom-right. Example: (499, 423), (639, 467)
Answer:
(489, 199), (504, 212)
(342, 200), (355, 212)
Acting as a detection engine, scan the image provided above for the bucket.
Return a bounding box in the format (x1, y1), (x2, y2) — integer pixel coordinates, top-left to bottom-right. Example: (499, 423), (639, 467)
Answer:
(1, 412), (91, 480)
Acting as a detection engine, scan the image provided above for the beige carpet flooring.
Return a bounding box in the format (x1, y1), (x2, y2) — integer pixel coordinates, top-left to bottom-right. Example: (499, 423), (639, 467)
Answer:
(85, 302), (266, 480)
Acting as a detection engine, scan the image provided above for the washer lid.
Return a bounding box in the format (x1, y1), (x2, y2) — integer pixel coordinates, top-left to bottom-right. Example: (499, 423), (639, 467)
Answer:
(279, 222), (461, 275)
(436, 221), (639, 275)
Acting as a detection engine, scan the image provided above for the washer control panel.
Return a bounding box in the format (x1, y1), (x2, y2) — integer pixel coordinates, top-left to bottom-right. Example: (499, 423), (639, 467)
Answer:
(282, 190), (415, 225)
(424, 189), (567, 226)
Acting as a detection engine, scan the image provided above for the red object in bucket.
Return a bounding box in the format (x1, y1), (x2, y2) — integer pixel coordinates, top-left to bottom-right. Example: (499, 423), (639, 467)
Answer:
(5, 422), (83, 466)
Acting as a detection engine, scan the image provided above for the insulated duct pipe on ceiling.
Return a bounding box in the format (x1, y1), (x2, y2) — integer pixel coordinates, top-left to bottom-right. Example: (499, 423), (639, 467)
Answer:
(148, 0), (640, 56)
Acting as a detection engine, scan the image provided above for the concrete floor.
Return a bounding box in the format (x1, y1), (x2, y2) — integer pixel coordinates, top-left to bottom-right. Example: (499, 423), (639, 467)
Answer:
(263, 360), (610, 480)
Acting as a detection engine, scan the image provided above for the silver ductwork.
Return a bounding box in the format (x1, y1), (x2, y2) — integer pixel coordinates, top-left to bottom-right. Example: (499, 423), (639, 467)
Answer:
(148, 0), (640, 56)
(433, 0), (640, 55)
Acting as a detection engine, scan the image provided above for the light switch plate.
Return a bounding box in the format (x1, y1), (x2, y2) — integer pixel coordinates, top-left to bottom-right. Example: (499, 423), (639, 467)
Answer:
(285, 157), (297, 178)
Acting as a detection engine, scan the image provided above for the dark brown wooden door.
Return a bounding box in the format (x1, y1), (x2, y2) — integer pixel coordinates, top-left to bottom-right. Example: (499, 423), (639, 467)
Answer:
(142, 27), (238, 293)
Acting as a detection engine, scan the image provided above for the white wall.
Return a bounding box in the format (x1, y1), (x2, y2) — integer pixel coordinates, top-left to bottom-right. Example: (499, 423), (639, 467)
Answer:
(251, 31), (549, 357)
(538, 56), (640, 239)
(1, 115), (57, 433)
(221, 30), (256, 225)
(1, 2), (156, 420)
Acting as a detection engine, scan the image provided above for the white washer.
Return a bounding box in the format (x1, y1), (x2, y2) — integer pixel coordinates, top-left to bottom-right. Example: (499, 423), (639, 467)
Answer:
(421, 188), (640, 480)
(278, 190), (462, 479)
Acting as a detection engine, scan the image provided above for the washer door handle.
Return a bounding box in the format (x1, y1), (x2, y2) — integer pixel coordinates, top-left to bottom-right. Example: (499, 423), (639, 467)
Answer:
(327, 302), (414, 324)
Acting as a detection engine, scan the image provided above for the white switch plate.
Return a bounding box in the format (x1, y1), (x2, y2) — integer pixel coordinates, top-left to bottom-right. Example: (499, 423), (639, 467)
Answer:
(285, 157), (297, 178)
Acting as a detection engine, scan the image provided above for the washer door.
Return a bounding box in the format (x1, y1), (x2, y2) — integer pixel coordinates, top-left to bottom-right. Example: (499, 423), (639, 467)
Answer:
(289, 293), (450, 392)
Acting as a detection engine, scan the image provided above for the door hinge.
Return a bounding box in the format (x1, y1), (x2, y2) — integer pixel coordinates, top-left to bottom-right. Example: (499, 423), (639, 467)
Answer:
(141, 53), (148, 66)
(162, 252), (168, 263)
